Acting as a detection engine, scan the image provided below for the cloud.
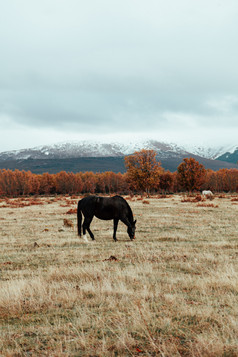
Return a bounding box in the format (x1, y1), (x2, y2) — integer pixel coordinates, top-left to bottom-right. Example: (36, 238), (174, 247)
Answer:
(206, 95), (238, 115)
(0, 0), (238, 151)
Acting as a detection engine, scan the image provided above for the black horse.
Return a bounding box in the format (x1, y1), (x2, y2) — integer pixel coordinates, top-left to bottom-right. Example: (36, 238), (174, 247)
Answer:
(77, 195), (136, 242)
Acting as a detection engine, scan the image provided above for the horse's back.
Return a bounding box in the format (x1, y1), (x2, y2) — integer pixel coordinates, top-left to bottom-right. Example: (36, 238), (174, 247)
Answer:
(202, 190), (213, 196)
(94, 195), (125, 220)
(78, 195), (131, 220)
(105, 195), (129, 211)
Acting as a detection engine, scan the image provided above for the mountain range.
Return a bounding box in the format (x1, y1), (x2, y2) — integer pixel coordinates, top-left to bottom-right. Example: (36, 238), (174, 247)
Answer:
(0, 140), (237, 174)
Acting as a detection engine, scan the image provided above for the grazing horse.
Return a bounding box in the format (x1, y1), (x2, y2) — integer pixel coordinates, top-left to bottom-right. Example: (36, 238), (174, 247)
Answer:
(202, 190), (214, 198)
(77, 195), (136, 242)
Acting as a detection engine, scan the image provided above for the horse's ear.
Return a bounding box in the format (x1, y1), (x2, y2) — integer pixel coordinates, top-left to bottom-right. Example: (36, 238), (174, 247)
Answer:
(134, 220), (137, 224)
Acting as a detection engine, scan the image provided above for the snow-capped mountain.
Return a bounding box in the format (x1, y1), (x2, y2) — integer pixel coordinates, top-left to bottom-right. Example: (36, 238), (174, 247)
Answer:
(215, 146), (238, 164)
(181, 144), (238, 160)
(0, 140), (237, 174)
(0, 140), (190, 161)
(0, 139), (237, 162)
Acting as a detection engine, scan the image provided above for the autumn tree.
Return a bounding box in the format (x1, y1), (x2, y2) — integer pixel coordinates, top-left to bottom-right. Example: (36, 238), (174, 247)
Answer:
(125, 149), (163, 195)
(95, 173), (106, 193)
(159, 171), (175, 193)
(81, 172), (97, 194)
(39, 173), (56, 194)
(177, 157), (206, 192)
(73, 173), (83, 194)
(55, 171), (70, 194)
(113, 172), (128, 194)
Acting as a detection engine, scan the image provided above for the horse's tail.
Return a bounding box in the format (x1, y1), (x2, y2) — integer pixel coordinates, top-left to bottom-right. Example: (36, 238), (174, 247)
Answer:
(77, 200), (82, 236)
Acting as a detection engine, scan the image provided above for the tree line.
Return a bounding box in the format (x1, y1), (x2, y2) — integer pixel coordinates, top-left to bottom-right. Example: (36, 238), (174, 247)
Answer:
(0, 150), (237, 196)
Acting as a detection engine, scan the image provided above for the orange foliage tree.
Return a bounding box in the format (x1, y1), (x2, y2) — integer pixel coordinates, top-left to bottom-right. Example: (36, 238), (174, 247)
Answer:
(54, 172), (83, 194)
(81, 172), (97, 193)
(177, 158), (206, 192)
(202, 168), (238, 192)
(125, 149), (163, 195)
(39, 173), (56, 194)
(0, 165), (237, 197)
(158, 171), (175, 193)
(216, 169), (238, 192)
(0, 169), (38, 196)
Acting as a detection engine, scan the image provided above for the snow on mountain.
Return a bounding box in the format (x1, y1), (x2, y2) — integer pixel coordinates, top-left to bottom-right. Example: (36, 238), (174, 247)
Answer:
(0, 140), (237, 162)
(180, 144), (238, 160)
(215, 145), (238, 164)
(0, 140), (189, 161)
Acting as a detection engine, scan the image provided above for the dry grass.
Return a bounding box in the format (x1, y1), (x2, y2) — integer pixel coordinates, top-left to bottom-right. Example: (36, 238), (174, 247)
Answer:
(181, 194), (205, 203)
(0, 194), (237, 356)
(196, 203), (219, 208)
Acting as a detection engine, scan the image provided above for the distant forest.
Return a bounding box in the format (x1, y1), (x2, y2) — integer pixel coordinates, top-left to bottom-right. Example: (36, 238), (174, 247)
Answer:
(0, 167), (237, 196)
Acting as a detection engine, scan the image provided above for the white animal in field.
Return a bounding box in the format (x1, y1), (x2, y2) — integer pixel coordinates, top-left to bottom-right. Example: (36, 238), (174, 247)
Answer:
(202, 190), (214, 198)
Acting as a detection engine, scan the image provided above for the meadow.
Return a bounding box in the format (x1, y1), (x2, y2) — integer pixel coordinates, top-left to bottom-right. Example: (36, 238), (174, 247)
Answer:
(0, 194), (237, 356)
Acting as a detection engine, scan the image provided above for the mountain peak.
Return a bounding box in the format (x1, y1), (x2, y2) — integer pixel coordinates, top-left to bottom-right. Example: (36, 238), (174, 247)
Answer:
(0, 140), (188, 161)
(0, 139), (237, 163)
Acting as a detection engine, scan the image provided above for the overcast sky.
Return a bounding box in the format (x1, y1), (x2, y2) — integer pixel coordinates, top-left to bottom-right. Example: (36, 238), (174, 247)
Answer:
(0, 0), (238, 152)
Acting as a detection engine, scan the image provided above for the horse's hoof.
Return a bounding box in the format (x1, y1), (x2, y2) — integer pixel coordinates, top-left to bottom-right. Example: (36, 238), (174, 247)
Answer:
(82, 235), (89, 242)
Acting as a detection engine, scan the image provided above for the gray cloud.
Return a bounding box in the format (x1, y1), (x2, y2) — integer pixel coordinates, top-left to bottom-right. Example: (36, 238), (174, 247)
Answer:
(0, 0), (238, 151)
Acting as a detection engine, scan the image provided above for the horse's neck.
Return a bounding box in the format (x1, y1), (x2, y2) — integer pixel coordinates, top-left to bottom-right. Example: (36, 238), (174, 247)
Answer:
(127, 210), (133, 225)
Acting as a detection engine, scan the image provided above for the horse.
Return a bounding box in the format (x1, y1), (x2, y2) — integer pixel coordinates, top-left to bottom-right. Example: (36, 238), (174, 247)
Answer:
(202, 190), (214, 198)
(77, 195), (136, 242)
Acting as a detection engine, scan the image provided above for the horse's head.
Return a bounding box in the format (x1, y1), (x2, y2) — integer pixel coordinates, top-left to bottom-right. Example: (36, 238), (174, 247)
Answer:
(127, 220), (137, 240)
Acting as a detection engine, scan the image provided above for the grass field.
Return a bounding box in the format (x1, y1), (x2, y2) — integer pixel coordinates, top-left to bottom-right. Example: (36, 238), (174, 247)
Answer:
(0, 194), (237, 356)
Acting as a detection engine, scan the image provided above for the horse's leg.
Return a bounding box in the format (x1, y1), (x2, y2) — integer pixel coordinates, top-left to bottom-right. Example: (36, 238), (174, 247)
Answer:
(83, 216), (95, 241)
(113, 219), (119, 242)
(81, 217), (89, 242)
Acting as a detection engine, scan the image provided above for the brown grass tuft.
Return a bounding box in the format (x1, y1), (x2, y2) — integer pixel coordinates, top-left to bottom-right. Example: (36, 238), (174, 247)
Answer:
(65, 208), (77, 214)
(63, 218), (74, 228)
(156, 194), (171, 199)
(197, 203), (219, 208)
(181, 194), (205, 203)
